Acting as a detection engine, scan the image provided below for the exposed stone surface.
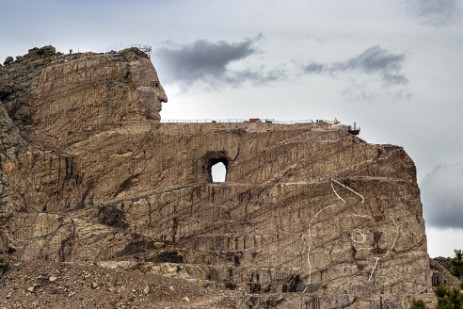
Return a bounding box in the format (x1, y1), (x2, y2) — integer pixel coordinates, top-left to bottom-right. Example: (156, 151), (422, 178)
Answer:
(430, 257), (461, 287)
(0, 46), (434, 308)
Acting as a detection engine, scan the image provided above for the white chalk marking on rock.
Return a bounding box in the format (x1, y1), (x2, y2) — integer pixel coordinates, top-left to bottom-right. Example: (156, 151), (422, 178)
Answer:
(383, 216), (400, 259)
(369, 257), (381, 282)
(331, 178), (365, 204)
(307, 203), (337, 284)
(351, 229), (367, 244)
(307, 179), (366, 284)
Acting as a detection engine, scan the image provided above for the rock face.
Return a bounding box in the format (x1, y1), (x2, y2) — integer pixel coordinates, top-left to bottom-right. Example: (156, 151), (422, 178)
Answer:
(430, 257), (461, 287)
(0, 47), (433, 308)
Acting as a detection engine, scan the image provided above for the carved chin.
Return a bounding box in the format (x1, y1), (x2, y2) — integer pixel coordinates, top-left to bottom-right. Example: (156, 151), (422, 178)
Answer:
(144, 102), (162, 121)
(145, 111), (161, 121)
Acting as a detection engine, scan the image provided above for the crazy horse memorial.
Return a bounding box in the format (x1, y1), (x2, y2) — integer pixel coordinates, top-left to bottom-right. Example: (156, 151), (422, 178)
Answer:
(0, 46), (435, 308)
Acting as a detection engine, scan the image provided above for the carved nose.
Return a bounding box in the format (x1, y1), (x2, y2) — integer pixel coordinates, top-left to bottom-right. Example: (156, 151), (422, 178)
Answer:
(158, 94), (168, 103)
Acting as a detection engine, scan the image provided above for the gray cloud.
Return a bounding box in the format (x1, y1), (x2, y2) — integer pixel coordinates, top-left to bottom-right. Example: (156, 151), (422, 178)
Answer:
(154, 35), (285, 89)
(421, 163), (463, 228)
(304, 46), (408, 86)
(406, 0), (459, 26)
(304, 63), (324, 74)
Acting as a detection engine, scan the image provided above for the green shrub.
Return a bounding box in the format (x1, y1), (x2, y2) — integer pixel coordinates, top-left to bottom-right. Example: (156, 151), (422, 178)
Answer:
(435, 284), (463, 309)
(410, 299), (427, 309)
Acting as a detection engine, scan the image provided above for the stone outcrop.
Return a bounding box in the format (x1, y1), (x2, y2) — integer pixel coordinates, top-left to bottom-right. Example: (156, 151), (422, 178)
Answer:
(0, 46), (434, 308)
(430, 257), (461, 287)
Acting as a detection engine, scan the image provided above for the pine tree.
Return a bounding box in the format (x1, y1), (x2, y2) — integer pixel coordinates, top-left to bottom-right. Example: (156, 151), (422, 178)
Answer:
(450, 249), (463, 278)
(435, 284), (463, 309)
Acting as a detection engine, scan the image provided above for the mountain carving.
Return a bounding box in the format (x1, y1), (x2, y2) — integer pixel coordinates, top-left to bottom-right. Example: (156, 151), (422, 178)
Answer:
(0, 46), (434, 308)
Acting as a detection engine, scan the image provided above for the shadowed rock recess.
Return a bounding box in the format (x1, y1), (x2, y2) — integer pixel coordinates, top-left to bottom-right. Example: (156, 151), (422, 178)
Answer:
(0, 46), (434, 308)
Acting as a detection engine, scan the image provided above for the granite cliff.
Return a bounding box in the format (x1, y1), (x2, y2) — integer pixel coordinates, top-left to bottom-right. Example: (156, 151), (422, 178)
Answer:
(0, 46), (434, 308)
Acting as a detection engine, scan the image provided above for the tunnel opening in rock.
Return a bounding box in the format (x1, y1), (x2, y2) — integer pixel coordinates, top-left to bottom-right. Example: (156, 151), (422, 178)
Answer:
(211, 160), (227, 183)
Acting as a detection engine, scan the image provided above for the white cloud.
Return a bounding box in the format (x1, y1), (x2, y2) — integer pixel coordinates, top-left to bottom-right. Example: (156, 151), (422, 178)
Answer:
(426, 227), (463, 257)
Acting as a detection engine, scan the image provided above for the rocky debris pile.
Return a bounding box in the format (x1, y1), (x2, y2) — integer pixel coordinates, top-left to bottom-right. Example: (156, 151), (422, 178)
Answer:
(0, 260), (238, 308)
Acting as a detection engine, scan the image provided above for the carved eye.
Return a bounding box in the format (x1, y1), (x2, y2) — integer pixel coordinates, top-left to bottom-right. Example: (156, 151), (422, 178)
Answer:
(154, 82), (159, 88)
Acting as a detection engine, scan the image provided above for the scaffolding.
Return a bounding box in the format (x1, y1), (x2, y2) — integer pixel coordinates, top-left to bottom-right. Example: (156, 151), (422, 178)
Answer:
(131, 44), (152, 58)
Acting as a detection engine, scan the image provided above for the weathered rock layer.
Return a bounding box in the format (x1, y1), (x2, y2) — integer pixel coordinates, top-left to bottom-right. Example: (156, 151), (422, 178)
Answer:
(0, 47), (433, 308)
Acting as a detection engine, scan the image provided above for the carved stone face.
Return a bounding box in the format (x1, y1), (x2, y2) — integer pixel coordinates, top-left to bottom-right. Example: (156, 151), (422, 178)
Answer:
(139, 80), (168, 121)
(5, 49), (168, 148)
(131, 58), (168, 121)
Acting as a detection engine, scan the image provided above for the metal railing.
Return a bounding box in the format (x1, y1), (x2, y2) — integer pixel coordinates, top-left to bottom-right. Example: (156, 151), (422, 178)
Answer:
(160, 119), (337, 125)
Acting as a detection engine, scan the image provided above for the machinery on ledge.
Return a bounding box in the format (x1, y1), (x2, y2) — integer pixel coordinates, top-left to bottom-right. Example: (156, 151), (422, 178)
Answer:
(348, 122), (361, 135)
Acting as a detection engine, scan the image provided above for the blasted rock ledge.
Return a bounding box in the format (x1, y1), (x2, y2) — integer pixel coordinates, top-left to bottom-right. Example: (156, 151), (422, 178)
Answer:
(0, 46), (434, 308)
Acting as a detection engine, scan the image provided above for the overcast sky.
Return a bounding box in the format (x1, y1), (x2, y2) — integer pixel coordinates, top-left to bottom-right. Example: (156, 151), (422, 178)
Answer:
(1, 0), (462, 257)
